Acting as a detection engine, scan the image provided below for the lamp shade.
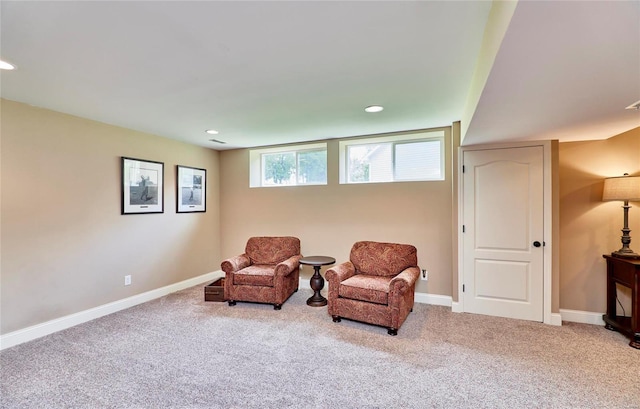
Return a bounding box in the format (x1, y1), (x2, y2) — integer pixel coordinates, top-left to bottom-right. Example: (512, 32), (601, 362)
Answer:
(602, 175), (640, 201)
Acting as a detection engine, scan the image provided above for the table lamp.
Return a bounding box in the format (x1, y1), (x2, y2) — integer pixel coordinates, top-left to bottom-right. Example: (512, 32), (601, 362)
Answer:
(603, 174), (640, 259)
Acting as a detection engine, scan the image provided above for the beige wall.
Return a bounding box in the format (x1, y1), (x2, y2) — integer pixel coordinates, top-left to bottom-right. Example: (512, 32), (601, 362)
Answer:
(4, 94), (636, 337)
(0, 100), (221, 334)
(558, 127), (640, 313)
(219, 127), (455, 297)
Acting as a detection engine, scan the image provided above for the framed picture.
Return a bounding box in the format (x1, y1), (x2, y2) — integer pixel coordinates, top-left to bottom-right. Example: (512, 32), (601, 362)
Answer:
(177, 165), (206, 213)
(121, 157), (164, 214)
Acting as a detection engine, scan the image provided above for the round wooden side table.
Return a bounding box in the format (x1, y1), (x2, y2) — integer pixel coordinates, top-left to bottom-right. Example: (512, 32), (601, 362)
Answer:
(299, 256), (335, 307)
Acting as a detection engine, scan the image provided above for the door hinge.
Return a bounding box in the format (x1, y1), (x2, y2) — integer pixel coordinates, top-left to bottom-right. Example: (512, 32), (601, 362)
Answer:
(462, 225), (466, 233)
(462, 284), (465, 292)
(462, 165), (466, 173)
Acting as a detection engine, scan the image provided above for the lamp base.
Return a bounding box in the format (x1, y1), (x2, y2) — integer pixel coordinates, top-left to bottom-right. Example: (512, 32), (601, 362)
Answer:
(611, 249), (640, 259)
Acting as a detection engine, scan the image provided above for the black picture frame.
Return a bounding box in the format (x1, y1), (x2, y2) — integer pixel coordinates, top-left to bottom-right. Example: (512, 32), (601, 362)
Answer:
(121, 157), (164, 214)
(176, 165), (207, 213)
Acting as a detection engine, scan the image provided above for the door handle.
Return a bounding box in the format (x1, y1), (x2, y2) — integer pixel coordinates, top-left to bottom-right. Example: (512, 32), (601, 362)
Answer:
(533, 241), (542, 248)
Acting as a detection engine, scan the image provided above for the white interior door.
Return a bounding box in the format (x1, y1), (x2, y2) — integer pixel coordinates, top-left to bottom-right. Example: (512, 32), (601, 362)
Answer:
(462, 146), (544, 321)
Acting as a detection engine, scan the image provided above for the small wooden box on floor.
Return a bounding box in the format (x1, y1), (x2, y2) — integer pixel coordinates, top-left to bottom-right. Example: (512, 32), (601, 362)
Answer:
(204, 278), (225, 302)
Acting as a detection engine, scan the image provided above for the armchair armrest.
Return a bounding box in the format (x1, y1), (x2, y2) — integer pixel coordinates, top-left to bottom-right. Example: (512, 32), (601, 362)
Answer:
(221, 254), (251, 274)
(390, 266), (420, 295)
(274, 255), (302, 277)
(325, 261), (356, 284)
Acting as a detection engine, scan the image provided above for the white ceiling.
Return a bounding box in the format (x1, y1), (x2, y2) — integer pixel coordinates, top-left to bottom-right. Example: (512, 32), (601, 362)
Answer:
(1, 1), (638, 150)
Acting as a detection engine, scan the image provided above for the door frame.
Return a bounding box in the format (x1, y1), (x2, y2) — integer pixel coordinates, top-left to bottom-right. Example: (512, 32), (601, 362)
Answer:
(455, 140), (561, 326)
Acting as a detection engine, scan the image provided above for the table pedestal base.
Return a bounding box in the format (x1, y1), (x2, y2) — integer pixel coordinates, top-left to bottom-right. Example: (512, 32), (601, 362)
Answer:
(307, 265), (327, 307)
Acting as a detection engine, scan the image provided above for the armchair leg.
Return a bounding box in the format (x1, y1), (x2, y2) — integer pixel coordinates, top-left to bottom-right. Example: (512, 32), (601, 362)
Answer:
(332, 316), (341, 323)
(274, 304), (282, 310)
(387, 328), (398, 336)
(228, 300), (236, 306)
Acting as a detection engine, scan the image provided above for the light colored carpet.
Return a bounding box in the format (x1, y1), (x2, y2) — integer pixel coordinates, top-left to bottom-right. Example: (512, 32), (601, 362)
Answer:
(1, 285), (639, 408)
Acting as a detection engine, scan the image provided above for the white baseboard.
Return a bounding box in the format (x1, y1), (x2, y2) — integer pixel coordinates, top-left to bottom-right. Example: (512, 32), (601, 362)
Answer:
(559, 308), (605, 326)
(414, 292), (452, 307)
(0, 270), (224, 351)
(451, 301), (463, 313)
(298, 278), (312, 290)
(548, 313), (563, 326)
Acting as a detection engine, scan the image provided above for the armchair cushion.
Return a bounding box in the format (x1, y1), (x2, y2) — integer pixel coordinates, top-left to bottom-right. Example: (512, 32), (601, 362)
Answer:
(339, 275), (391, 305)
(233, 265), (276, 287)
(350, 241), (418, 277)
(246, 236), (300, 264)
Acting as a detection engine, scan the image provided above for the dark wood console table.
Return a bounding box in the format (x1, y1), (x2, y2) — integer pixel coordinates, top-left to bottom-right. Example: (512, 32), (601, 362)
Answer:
(602, 255), (640, 349)
(300, 256), (335, 307)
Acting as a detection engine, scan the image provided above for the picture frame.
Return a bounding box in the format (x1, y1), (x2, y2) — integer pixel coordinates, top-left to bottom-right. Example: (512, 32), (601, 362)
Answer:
(121, 157), (164, 214)
(177, 165), (207, 213)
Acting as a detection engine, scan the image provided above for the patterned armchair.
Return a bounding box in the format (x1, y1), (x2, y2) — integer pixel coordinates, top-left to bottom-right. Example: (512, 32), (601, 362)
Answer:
(326, 241), (420, 335)
(221, 236), (302, 310)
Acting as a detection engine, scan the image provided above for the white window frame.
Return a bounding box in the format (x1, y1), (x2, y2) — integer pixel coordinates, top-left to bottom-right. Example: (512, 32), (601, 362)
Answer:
(339, 131), (445, 184)
(250, 142), (327, 188)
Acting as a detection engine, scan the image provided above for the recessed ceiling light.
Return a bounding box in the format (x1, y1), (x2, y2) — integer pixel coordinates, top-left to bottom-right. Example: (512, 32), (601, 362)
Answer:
(0, 60), (16, 70)
(205, 129), (219, 135)
(364, 105), (384, 113)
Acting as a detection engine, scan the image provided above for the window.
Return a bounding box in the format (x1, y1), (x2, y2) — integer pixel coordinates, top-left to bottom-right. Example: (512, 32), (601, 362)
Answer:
(250, 143), (327, 187)
(340, 131), (444, 184)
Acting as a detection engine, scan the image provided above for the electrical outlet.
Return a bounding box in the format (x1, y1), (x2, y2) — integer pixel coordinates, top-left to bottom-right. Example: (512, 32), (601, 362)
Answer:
(124, 275), (132, 286)
(421, 269), (428, 281)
